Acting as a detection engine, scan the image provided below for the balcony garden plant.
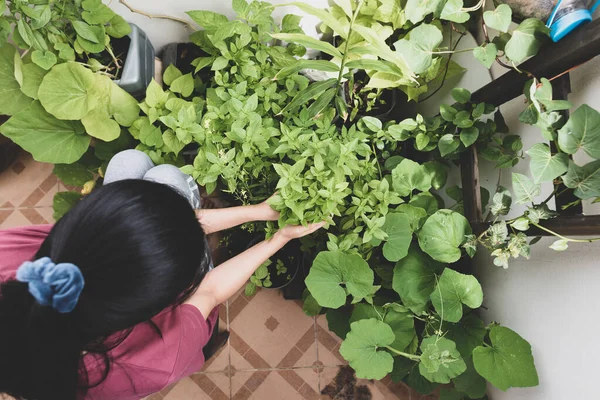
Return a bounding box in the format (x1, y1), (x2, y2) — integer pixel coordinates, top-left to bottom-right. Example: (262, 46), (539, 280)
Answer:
(3, 0), (600, 398)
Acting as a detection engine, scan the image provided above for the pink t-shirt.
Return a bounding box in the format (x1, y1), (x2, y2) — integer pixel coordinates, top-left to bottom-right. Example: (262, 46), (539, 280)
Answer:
(0, 225), (218, 400)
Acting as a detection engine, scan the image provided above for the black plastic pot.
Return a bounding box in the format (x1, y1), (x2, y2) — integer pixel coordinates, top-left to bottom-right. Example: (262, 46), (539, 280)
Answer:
(247, 235), (302, 290)
(113, 23), (155, 99)
(161, 42), (211, 77)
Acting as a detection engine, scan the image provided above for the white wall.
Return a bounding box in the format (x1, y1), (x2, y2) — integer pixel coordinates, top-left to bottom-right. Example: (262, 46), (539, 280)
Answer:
(106, 1), (600, 398)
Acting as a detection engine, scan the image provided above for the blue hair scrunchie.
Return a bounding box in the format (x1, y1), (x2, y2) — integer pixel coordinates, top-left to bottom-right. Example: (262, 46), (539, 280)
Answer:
(16, 257), (85, 314)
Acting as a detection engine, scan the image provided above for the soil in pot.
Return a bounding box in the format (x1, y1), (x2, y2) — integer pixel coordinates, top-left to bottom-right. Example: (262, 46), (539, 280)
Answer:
(84, 36), (131, 81)
(246, 235), (302, 290)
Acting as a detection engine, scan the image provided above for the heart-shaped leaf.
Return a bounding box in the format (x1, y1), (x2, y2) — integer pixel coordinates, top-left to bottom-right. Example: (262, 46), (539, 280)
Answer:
(483, 4), (512, 33)
(473, 43), (498, 69)
(526, 143), (569, 183)
(430, 268), (483, 323)
(441, 0), (470, 23)
(558, 104), (600, 159)
(562, 160), (600, 199)
(419, 336), (466, 383)
(31, 50), (57, 70)
(382, 213), (413, 262)
(392, 158), (433, 197)
(394, 24), (443, 74)
(418, 210), (472, 263)
(340, 319), (395, 380)
(405, 0), (445, 24)
(505, 18), (549, 63)
(511, 173), (541, 204)
(473, 326), (538, 390)
(306, 251), (374, 309)
(350, 303), (416, 352)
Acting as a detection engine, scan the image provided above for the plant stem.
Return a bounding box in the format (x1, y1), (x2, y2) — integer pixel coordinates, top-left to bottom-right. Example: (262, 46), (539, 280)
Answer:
(531, 222), (600, 243)
(431, 48), (476, 55)
(105, 45), (121, 77)
(461, 0), (486, 12)
(335, 0), (365, 92)
(385, 346), (422, 361)
(118, 0), (195, 29)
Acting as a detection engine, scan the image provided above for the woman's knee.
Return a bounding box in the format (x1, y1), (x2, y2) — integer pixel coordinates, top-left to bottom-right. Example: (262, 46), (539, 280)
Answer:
(104, 150), (155, 184)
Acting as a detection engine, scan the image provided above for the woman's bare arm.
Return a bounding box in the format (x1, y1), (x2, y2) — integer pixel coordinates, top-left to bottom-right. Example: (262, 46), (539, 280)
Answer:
(196, 201), (279, 234)
(184, 223), (325, 318)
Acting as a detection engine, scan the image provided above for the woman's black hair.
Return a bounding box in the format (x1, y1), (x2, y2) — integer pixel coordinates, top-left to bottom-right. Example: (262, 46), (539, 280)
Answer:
(0, 180), (209, 400)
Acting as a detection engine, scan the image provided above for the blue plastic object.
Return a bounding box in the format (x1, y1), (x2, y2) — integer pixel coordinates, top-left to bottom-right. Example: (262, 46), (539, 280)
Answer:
(547, 0), (600, 42)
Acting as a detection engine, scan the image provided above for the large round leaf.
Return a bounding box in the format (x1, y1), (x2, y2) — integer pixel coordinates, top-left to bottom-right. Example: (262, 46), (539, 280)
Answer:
(350, 303), (416, 352)
(38, 62), (97, 120)
(430, 268), (483, 323)
(526, 143), (569, 183)
(418, 210), (471, 263)
(562, 160), (600, 199)
(392, 158), (432, 197)
(419, 336), (466, 383)
(473, 326), (539, 390)
(339, 319), (395, 380)
(306, 251), (374, 309)
(0, 101), (89, 163)
(382, 213), (413, 262)
(444, 313), (486, 357)
(392, 246), (444, 314)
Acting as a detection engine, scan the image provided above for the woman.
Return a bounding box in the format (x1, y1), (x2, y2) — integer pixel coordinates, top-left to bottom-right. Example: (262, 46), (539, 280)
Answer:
(0, 150), (324, 400)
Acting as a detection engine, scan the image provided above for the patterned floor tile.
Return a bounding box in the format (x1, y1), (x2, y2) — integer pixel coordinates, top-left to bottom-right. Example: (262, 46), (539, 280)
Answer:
(229, 288), (316, 370)
(315, 315), (348, 366)
(0, 151), (57, 208)
(232, 369), (319, 400)
(163, 376), (227, 400)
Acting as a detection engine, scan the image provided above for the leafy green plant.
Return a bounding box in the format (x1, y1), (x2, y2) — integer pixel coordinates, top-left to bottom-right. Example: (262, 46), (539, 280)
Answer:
(1, 0), (131, 74)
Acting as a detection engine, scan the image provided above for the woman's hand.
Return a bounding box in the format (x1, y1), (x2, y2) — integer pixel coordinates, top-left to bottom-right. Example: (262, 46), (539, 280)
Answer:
(275, 222), (326, 242)
(254, 195), (280, 221)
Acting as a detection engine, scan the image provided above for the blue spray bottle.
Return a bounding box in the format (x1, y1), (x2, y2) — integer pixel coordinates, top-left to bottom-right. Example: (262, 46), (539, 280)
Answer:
(547, 0), (600, 41)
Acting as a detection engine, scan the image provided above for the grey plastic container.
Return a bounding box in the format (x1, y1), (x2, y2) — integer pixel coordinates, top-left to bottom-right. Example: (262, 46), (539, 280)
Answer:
(113, 23), (155, 99)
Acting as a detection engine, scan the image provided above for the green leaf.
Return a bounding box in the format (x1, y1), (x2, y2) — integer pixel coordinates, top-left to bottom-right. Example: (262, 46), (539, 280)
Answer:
(72, 21), (103, 44)
(557, 104), (600, 158)
(483, 4), (512, 33)
(460, 127), (479, 147)
(410, 192), (439, 216)
(419, 336), (466, 383)
(512, 172), (541, 204)
(82, 3), (115, 25)
(163, 129), (185, 156)
(38, 62), (97, 120)
(163, 64), (183, 86)
(186, 10), (229, 30)
(453, 357), (487, 399)
(53, 163), (93, 187)
(274, 59), (339, 80)
(391, 158), (432, 197)
(326, 308), (352, 339)
(281, 78), (337, 114)
(562, 160), (600, 199)
(350, 303), (416, 352)
(81, 107), (120, 141)
(20, 62), (47, 99)
(430, 269), (483, 323)
(505, 19), (549, 63)
(232, 0), (249, 15)
(362, 116), (383, 132)
(31, 50), (57, 70)
(473, 326), (539, 390)
(395, 204), (428, 231)
(405, 0), (444, 24)
(473, 43), (498, 69)
(382, 213), (413, 262)
(419, 210), (472, 263)
(307, 87), (336, 119)
(306, 251), (374, 309)
(393, 24), (443, 74)
(452, 88), (471, 103)
(439, 134), (460, 156)
(441, 0), (470, 23)
(170, 73), (194, 97)
(105, 15), (132, 38)
(0, 46), (34, 115)
(0, 101), (89, 163)
(393, 246), (444, 314)
(526, 143), (569, 183)
(490, 186), (512, 216)
(302, 291), (322, 317)
(339, 319), (395, 380)
(53, 192), (82, 221)
(271, 33), (342, 58)
(511, 217), (530, 231)
(549, 239), (569, 251)
(444, 313), (486, 357)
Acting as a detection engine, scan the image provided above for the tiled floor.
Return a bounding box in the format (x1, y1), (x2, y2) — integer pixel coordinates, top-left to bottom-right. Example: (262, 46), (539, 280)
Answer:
(0, 150), (435, 400)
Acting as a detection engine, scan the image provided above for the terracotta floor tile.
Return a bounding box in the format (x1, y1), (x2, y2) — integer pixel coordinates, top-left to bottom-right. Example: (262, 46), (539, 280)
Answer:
(164, 376), (228, 400)
(0, 153), (55, 207)
(232, 370), (317, 400)
(230, 289), (315, 369)
(0, 208), (32, 229)
(315, 316), (348, 366)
